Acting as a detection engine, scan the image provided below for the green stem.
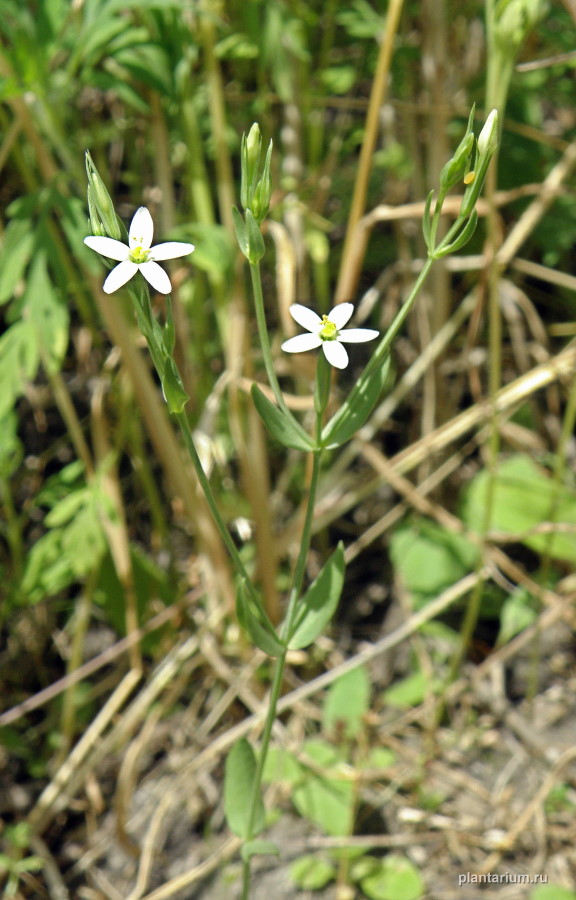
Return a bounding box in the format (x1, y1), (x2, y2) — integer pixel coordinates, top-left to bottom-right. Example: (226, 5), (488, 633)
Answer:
(240, 401), (324, 900)
(249, 261), (290, 414)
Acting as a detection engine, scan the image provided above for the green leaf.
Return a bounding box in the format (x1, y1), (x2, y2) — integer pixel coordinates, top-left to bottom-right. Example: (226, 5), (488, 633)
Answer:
(323, 665), (370, 739)
(463, 453), (576, 564)
(251, 383), (315, 451)
(497, 588), (537, 645)
(292, 739), (354, 836)
(290, 855), (336, 890)
(360, 854), (424, 900)
(382, 670), (438, 709)
(321, 356), (390, 449)
(224, 739), (265, 839)
(0, 218), (35, 305)
(27, 254), (69, 375)
(389, 520), (478, 607)
(241, 840), (279, 862)
(162, 356), (190, 414)
(163, 298), (176, 355)
(236, 582), (286, 657)
(288, 543), (345, 649)
(262, 746), (302, 785)
(0, 321), (38, 418)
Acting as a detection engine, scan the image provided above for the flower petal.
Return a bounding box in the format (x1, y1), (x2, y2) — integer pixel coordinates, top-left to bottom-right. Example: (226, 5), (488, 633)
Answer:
(322, 340), (349, 369)
(281, 333), (322, 353)
(139, 260), (172, 294)
(328, 302), (354, 330)
(338, 328), (379, 344)
(129, 207), (154, 250)
(102, 260), (138, 293)
(151, 241), (195, 261)
(288, 304), (321, 333)
(84, 235), (129, 261)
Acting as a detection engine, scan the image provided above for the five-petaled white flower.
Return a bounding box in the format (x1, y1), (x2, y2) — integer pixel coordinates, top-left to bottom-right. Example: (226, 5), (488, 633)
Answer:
(84, 206), (194, 295)
(281, 303), (378, 369)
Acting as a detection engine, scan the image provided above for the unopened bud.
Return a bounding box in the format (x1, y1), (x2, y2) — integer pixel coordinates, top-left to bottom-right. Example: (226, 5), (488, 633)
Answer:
(85, 151), (122, 240)
(477, 109), (499, 158)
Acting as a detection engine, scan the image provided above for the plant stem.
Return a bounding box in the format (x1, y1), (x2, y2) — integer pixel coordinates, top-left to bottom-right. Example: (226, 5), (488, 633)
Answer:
(249, 261), (290, 414)
(240, 409), (324, 900)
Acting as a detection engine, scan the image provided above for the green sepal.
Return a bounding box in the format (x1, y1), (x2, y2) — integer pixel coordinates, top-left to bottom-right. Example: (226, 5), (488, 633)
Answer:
(232, 206), (249, 258)
(162, 356), (189, 413)
(321, 355), (390, 449)
(287, 543), (345, 649)
(241, 840), (280, 862)
(251, 383), (316, 451)
(224, 739), (266, 838)
(237, 581), (286, 657)
(163, 296), (176, 355)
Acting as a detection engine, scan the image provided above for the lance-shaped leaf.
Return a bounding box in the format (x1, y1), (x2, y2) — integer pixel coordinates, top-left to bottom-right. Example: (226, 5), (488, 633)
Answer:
(162, 356), (190, 413)
(288, 543), (345, 650)
(251, 383), (316, 451)
(237, 581), (286, 657)
(321, 356), (390, 449)
(224, 739), (266, 838)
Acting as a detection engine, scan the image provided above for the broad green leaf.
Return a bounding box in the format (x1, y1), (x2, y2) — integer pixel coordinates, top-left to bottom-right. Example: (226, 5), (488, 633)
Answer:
(0, 321), (38, 419)
(290, 855), (336, 890)
(251, 383), (315, 451)
(497, 588), (537, 645)
(321, 355), (390, 449)
(463, 454), (576, 563)
(382, 670), (439, 709)
(288, 543), (345, 649)
(27, 254), (69, 374)
(323, 665), (370, 739)
(262, 746), (302, 785)
(360, 854), (424, 900)
(0, 218), (35, 304)
(292, 739), (354, 836)
(0, 411), (23, 478)
(224, 739), (265, 839)
(236, 582), (286, 657)
(389, 520), (478, 607)
(241, 840), (279, 862)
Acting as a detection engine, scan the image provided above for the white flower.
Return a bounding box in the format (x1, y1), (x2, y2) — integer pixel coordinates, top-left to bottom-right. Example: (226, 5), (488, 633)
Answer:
(84, 206), (194, 294)
(281, 302), (379, 370)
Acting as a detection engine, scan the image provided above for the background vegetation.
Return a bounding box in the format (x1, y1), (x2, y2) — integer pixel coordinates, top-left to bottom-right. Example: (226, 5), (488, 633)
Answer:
(1, 0), (575, 898)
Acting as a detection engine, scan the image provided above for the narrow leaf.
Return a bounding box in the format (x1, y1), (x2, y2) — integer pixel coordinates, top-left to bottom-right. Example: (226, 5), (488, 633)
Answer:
(224, 739), (265, 838)
(251, 384), (316, 451)
(321, 356), (390, 449)
(237, 582), (286, 656)
(162, 357), (189, 413)
(288, 543), (345, 649)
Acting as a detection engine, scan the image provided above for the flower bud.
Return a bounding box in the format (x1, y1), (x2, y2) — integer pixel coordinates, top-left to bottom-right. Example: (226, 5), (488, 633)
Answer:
(85, 151), (122, 241)
(241, 123), (262, 210)
(477, 109), (499, 158)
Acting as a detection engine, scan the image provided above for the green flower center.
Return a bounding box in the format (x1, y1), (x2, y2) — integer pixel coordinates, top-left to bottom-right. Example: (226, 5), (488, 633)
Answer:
(319, 315), (338, 341)
(129, 245), (150, 264)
